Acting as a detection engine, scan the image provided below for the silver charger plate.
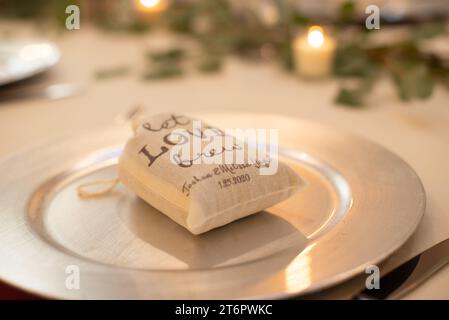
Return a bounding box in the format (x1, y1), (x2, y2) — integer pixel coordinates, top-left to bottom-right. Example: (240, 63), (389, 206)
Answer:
(0, 40), (60, 86)
(0, 114), (425, 299)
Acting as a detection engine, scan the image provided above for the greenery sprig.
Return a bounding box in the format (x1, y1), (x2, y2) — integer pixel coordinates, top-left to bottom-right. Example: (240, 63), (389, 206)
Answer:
(2, 0), (448, 107)
(334, 22), (448, 106)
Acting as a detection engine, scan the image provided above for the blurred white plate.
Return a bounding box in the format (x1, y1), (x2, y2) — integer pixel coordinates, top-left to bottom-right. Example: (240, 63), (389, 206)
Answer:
(0, 114), (425, 299)
(0, 40), (60, 86)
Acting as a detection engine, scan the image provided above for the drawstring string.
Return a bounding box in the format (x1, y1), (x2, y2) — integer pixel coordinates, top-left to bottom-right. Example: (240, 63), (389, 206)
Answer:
(77, 177), (120, 198)
(78, 106), (145, 199)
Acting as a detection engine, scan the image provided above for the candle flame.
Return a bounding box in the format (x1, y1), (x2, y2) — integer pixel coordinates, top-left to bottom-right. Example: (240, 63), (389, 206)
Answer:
(140, 0), (160, 8)
(307, 26), (324, 48)
(135, 0), (169, 14)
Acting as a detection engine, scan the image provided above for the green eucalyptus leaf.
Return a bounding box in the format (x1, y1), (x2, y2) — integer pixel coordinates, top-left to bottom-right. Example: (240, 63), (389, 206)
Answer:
(198, 32), (237, 54)
(197, 55), (222, 73)
(142, 65), (183, 80)
(411, 22), (447, 41)
(95, 66), (130, 80)
(0, 0), (44, 18)
(279, 43), (294, 71)
(165, 6), (195, 33)
(393, 64), (434, 101)
(290, 13), (310, 26)
(127, 21), (151, 34)
(334, 45), (377, 77)
(335, 88), (364, 107)
(338, 1), (356, 23)
(147, 48), (186, 64)
(335, 70), (377, 107)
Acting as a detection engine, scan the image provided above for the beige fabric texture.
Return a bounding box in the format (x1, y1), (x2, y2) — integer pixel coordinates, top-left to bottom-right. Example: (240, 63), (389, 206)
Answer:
(118, 113), (303, 234)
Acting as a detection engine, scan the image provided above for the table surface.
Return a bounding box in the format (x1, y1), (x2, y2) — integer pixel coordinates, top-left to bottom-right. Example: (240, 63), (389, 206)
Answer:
(1, 21), (449, 299)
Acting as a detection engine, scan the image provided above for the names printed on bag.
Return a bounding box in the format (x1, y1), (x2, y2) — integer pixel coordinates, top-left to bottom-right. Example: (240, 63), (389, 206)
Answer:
(181, 161), (269, 197)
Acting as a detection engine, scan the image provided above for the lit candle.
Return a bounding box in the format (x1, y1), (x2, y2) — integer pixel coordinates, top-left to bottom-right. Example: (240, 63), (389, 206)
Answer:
(134, 0), (170, 16)
(293, 26), (336, 78)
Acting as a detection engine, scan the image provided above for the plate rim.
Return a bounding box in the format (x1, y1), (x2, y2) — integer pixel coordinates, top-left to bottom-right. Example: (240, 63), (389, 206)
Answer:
(0, 40), (60, 86)
(0, 114), (426, 299)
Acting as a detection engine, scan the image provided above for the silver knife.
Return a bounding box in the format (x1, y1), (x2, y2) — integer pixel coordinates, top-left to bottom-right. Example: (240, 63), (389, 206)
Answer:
(354, 238), (449, 300)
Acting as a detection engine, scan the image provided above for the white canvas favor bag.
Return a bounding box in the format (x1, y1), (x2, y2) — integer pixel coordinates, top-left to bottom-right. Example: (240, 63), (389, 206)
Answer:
(118, 113), (303, 235)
